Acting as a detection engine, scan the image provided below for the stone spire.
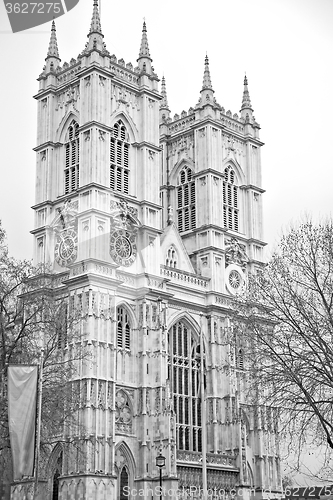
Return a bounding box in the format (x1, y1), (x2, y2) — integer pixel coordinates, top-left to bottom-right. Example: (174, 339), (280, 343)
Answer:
(160, 76), (169, 109)
(137, 20), (152, 73)
(160, 76), (170, 121)
(202, 54), (213, 90)
(85, 0), (105, 52)
(240, 74), (253, 119)
(45, 20), (60, 73)
(46, 20), (60, 59)
(198, 54), (215, 107)
(89, 0), (103, 35)
(139, 21), (151, 59)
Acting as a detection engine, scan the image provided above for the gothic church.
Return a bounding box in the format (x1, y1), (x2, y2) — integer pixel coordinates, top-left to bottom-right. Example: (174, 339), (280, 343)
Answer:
(12, 1), (281, 498)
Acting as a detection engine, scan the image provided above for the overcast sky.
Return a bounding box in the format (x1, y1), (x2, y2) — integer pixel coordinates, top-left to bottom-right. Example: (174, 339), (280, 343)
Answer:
(0, 0), (332, 261)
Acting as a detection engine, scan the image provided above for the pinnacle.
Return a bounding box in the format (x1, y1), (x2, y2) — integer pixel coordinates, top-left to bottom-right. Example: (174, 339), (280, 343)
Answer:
(88, 0), (103, 37)
(202, 54), (213, 91)
(46, 19), (60, 60)
(138, 20), (151, 60)
(241, 74), (253, 111)
(160, 76), (169, 110)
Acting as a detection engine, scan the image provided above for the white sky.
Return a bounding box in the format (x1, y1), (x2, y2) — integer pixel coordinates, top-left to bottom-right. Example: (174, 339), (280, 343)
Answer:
(0, 0), (332, 481)
(0, 0), (332, 260)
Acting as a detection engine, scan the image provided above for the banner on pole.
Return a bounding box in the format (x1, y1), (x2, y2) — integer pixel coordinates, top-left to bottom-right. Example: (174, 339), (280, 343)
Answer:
(8, 365), (38, 480)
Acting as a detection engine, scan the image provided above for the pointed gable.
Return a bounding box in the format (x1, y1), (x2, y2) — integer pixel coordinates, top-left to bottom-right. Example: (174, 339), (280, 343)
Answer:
(160, 223), (194, 273)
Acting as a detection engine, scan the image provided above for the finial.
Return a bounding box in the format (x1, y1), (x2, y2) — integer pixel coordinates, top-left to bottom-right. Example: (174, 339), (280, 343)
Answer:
(138, 19), (151, 59)
(241, 73), (253, 112)
(202, 54), (213, 91)
(46, 19), (60, 60)
(89, 0), (103, 36)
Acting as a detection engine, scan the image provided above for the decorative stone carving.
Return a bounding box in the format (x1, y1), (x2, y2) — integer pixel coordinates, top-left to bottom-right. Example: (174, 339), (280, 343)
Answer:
(115, 390), (132, 433)
(225, 237), (248, 270)
(110, 199), (140, 267)
(98, 130), (106, 141)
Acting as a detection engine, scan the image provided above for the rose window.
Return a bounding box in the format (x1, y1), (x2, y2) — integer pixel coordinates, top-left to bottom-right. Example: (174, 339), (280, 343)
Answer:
(229, 270), (241, 289)
(115, 236), (132, 258)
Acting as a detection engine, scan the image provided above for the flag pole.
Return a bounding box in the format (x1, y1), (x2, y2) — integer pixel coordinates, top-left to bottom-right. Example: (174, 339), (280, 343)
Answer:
(200, 313), (207, 500)
(34, 348), (44, 500)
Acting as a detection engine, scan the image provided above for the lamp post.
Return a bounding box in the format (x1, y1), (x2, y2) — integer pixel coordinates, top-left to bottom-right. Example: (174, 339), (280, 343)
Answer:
(155, 452), (166, 498)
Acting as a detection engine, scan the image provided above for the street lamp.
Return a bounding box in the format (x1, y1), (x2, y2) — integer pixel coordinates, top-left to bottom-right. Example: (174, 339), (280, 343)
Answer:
(155, 452), (166, 497)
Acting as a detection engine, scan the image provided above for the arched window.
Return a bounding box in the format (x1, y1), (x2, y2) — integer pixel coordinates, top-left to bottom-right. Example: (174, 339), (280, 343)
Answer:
(64, 121), (79, 194)
(52, 452), (62, 500)
(223, 167), (239, 231)
(119, 466), (129, 500)
(168, 321), (202, 452)
(236, 348), (244, 370)
(117, 306), (131, 349)
(110, 120), (130, 194)
(165, 246), (177, 268)
(177, 166), (196, 232)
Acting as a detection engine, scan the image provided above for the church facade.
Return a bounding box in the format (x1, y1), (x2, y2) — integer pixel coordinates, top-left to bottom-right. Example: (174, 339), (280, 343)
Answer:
(12, 2), (281, 499)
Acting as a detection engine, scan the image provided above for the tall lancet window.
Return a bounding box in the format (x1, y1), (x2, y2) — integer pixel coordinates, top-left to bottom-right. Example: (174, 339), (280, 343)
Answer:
(119, 466), (129, 500)
(177, 166), (196, 232)
(168, 321), (202, 452)
(117, 305), (131, 350)
(223, 166), (239, 231)
(64, 121), (80, 194)
(110, 120), (130, 194)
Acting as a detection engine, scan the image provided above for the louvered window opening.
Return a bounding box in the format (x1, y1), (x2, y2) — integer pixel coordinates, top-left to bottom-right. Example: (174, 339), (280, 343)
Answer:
(223, 167), (239, 231)
(177, 167), (196, 232)
(110, 121), (130, 194)
(117, 306), (131, 349)
(168, 322), (202, 452)
(57, 304), (68, 350)
(64, 122), (80, 194)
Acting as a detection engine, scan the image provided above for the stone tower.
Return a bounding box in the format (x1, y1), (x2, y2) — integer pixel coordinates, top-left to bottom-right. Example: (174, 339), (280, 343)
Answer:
(12, 2), (281, 499)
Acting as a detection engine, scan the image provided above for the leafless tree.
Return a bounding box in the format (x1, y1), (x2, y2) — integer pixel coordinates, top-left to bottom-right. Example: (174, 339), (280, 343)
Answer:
(0, 222), (86, 498)
(233, 220), (333, 480)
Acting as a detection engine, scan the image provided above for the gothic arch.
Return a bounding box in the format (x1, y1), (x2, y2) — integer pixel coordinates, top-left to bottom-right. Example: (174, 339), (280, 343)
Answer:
(169, 158), (196, 186)
(168, 311), (201, 344)
(115, 301), (137, 330)
(97, 480), (107, 500)
(222, 158), (245, 185)
(114, 441), (136, 473)
(110, 111), (139, 143)
(165, 245), (178, 268)
(46, 443), (64, 500)
(114, 441), (136, 499)
(76, 480), (85, 498)
(167, 314), (207, 363)
(46, 442), (63, 477)
(56, 111), (80, 143)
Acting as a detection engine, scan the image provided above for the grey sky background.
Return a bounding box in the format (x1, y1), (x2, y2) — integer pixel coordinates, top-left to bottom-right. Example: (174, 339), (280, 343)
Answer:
(0, 0), (332, 480)
(0, 0), (332, 262)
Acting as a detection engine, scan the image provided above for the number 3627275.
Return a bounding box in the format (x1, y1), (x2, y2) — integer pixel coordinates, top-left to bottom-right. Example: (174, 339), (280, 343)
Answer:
(5, 3), (61, 14)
